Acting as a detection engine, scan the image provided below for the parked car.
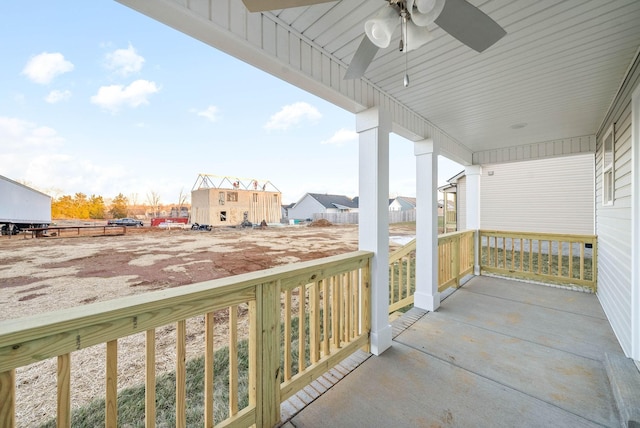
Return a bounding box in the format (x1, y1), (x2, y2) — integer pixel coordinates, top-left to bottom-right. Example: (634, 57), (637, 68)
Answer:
(107, 218), (143, 227)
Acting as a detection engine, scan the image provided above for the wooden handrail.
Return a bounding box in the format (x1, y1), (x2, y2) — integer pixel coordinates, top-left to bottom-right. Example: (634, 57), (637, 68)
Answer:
(479, 230), (597, 291)
(0, 250), (372, 427)
(388, 230), (476, 313)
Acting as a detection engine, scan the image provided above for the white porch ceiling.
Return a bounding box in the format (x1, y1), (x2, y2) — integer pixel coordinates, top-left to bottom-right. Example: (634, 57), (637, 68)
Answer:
(118, 0), (640, 162)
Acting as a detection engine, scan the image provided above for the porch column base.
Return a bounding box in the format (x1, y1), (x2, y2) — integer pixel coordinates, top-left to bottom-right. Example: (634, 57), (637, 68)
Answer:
(414, 291), (441, 312)
(370, 324), (392, 356)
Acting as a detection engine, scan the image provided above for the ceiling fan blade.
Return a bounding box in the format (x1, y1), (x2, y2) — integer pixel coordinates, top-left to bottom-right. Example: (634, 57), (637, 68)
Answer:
(242, 0), (335, 13)
(434, 0), (506, 52)
(344, 35), (379, 80)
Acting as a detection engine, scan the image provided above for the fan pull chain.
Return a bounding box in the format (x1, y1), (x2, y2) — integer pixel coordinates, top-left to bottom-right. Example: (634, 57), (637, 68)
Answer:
(402, 11), (410, 87)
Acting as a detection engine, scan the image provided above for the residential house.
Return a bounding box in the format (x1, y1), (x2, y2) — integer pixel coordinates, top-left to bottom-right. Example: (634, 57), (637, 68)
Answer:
(287, 193), (358, 221)
(191, 174), (281, 226)
(388, 196), (416, 212)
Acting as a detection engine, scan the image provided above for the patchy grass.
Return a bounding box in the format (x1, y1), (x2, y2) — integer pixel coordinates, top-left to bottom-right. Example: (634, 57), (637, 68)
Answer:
(39, 312), (317, 427)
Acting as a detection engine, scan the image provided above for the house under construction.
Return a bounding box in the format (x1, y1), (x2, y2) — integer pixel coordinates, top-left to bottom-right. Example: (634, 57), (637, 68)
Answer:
(191, 174), (282, 227)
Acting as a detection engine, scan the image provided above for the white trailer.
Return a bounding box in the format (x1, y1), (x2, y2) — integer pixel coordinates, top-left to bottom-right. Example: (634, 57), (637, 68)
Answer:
(0, 175), (51, 235)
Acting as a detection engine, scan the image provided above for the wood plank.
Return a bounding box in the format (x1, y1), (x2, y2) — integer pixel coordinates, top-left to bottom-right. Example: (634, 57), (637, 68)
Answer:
(57, 353), (71, 428)
(229, 306), (238, 416)
(205, 313), (214, 428)
(298, 285), (306, 373)
(0, 370), (15, 428)
(106, 340), (117, 428)
(310, 281), (320, 364)
(322, 279), (330, 357)
(145, 329), (156, 428)
(283, 289), (292, 381)
(214, 405), (256, 428)
(258, 281), (281, 427)
(279, 333), (368, 400)
(361, 264), (371, 354)
(176, 320), (186, 428)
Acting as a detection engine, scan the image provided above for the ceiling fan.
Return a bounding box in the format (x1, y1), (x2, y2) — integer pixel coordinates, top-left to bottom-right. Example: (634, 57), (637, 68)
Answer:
(241, 0), (506, 84)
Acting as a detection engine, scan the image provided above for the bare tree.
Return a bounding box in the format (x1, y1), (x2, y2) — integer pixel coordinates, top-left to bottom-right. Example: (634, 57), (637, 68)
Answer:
(146, 191), (161, 218)
(177, 188), (188, 214)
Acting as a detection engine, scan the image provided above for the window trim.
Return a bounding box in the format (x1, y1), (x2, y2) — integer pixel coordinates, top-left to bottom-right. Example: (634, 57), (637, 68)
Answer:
(602, 124), (615, 206)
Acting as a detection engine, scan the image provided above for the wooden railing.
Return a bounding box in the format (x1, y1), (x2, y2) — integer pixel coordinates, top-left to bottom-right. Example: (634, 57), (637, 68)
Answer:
(0, 251), (372, 428)
(479, 230), (597, 291)
(388, 230), (476, 313)
(437, 230), (475, 292)
(388, 239), (417, 313)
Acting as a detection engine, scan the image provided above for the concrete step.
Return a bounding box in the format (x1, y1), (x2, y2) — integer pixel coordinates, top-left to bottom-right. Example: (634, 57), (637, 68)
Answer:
(605, 353), (640, 427)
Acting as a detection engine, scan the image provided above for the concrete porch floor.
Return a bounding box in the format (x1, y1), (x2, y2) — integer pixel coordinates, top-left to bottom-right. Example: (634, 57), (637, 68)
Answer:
(282, 276), (636, 427)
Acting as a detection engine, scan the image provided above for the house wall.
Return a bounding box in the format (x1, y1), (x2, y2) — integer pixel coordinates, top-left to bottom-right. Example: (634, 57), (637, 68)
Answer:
(477, 154), (594, 234)
(191, 188), (281, 226)
(594, 53), (640, 358)
(287, 195), (324, 220)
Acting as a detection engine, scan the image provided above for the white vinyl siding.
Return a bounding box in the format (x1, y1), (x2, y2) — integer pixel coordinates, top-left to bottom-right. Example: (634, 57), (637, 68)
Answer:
(478, 155), (594, 235)
(596, 97), (634, 356)
(287, 195), (324, 220)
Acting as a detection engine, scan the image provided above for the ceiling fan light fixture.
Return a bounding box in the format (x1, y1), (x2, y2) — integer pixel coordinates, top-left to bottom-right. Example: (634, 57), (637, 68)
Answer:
(408, 0), (446, 26)
(404, 20), (433, 52)
(365, 5), (399, 49)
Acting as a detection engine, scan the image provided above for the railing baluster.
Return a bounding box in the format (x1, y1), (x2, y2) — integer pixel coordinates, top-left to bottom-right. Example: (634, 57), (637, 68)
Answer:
(106, 340), (118, 428)
(310, 281), (321, 364)
(229, 306), (238, 416)
(580, 243), (585, 280)
(322, 278), (330, 357)
(558, 241), (563, 277)
(176, 320), (186, 428)
(528, 239), (533, 272)
(0, 369), (15, 428)
(346, 273), (352, 342)
(398, 259), (404, 303)
(204, 313), (214, 428)
(332, 276), (340, 349)
(298, 285), (306, 373)
(57, 353), (71, 428)
(145, 329), (156, 428)
(569, 242), (574, 279)
(284, 289), (292, 381)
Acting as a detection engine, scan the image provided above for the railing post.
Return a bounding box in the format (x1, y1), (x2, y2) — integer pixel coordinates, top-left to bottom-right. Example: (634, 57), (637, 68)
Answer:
(253, 281), (281, 427)
(0, 369), (15, 428)
(453, 235), (460, 287)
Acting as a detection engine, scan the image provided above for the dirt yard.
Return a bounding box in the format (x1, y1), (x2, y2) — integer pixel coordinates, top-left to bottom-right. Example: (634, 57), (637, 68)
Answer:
(0, 221), (415, 426)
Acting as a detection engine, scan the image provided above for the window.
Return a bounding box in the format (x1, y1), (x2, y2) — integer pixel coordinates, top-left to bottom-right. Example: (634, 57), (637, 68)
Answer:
(219, 211), (227, 222)
(603, 125), (614, 205)
(253, 193), (258, 203)
(227, 192), (238, 202)
(218, 192), (225, 205)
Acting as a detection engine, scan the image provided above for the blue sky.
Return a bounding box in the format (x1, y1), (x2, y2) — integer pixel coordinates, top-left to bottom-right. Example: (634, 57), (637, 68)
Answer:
(0, 1), (462, 205)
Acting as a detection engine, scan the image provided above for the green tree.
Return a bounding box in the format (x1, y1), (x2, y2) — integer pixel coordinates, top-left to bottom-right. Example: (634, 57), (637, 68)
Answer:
(110, 193), (129, 218)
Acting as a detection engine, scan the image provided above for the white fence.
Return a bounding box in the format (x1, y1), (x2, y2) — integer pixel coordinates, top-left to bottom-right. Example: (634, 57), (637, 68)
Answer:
(312, 209), (417, 225)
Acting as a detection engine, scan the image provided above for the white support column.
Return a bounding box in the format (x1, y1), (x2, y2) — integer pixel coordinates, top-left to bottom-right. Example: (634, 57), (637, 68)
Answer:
(631, 85), (640, 362)
(465, 165), (482, 275)
(413, 139), (440, 311)
(357, 107), (392, 356)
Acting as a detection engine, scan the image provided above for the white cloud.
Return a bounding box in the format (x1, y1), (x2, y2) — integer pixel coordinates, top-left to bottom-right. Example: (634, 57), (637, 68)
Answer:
(90, 79), (159, 112)
(0, 116), (64, 147)
(45, 89), (72, 104)
(320, 128), (358, 146)
(22, 52), (74, 84)
(105, 43), (145, 77)
(194, 105), (220, 122)
(264, 102), (321, 131)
